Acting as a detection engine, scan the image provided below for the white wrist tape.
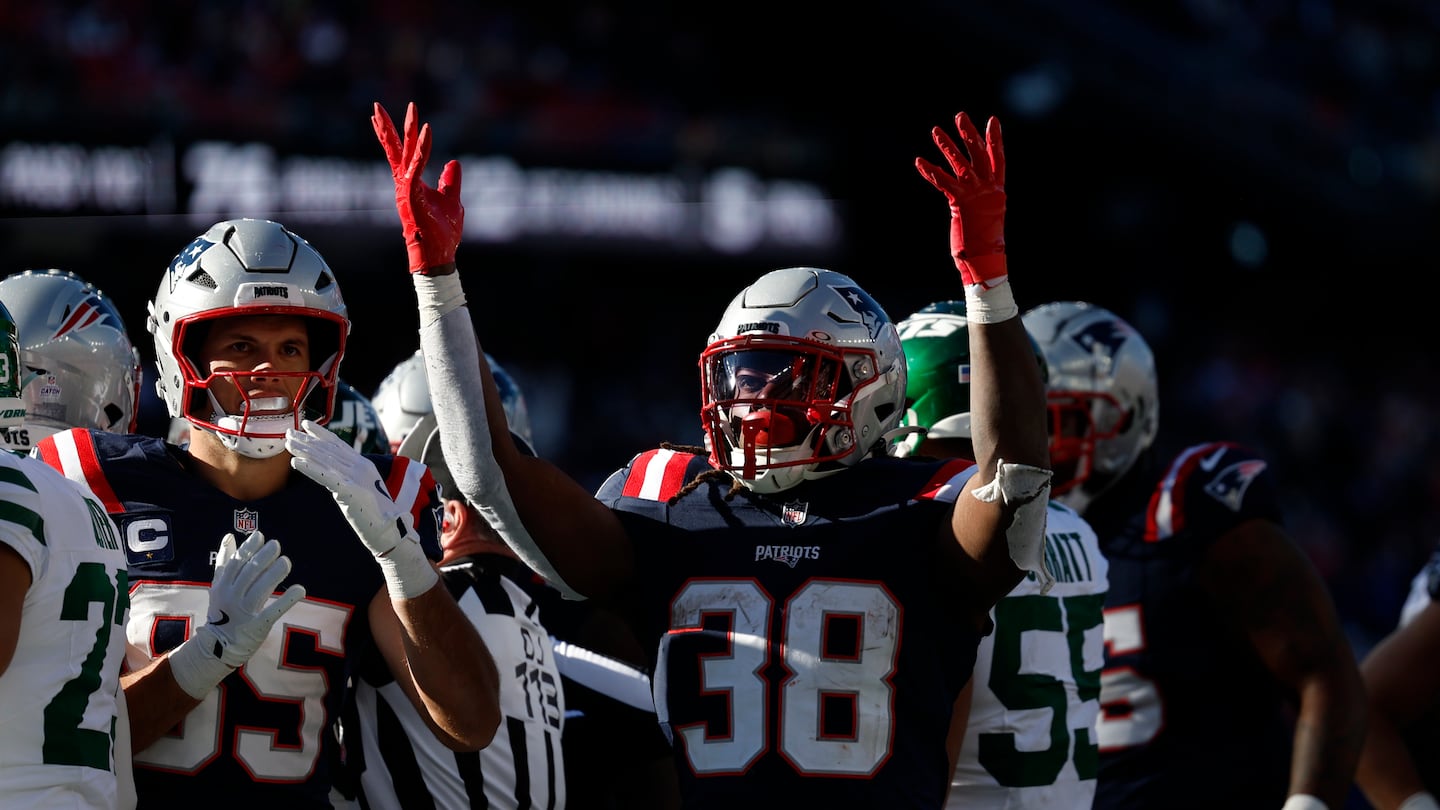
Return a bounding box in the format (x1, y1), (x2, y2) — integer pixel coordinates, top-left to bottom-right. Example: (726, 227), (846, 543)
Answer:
(964, 278), (1018, 323)
(1400, 793), (1440, 810)
(167, 628), (234, 700)
(971, 459), (1054, 593)
(1279, 795), (1327, 810)
(377, 533), (440, 600)
(414, 273), (467, 327)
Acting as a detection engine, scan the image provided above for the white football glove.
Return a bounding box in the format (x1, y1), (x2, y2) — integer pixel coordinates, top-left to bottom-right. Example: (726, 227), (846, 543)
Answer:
(169, 531), (306, 699)
(286, 419), (439, 599)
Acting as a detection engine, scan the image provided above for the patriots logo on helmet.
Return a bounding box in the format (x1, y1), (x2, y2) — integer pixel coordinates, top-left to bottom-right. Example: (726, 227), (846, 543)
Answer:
(167, 237), (213, 293)
(832, 286), (888, 340)
(1068, 318), (1133, 362)
(51, 295), (115, 340)
(1203, 459), (1268, 512)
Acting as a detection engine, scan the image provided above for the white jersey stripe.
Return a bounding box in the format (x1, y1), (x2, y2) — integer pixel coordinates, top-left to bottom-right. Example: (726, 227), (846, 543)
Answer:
(637, 449), (677, 501)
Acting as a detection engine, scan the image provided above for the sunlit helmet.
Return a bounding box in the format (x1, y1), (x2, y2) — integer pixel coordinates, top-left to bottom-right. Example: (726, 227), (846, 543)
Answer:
(371, 348), (534, 456)
(147, 218), (349, 459)
(894, 299), (1047, 457)
(0, 299), (27, 434)
(1022, 301), (1159, 511)
(0, 269), (142, 452)
(699, 267), (906, 494)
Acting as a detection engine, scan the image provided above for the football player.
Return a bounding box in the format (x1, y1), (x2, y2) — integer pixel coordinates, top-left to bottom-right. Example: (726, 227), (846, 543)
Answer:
(0, 268), (142, 454)
(33, 218), (501, 807)
(896, 299), (1108, 809)
(1023, 300), (1366, 810)
(0, 293), (134, 808)
(370, 101), (1052, 808)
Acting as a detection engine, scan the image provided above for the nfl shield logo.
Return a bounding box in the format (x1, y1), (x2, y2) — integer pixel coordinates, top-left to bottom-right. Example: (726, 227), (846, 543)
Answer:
(781, 501), (808, 528)
(234, 509), (258, 534)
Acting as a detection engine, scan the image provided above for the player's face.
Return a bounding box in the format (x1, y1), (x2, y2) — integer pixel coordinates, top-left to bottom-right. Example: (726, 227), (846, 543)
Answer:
(198, 315), (312, 416)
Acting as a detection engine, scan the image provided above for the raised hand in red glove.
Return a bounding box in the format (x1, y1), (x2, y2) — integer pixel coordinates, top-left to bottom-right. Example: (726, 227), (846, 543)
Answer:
(372, 101), (464, 275)
(915, 111), (1008, 289)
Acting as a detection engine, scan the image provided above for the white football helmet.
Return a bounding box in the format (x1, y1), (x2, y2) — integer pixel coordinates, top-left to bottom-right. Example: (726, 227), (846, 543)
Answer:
(0, 269), (142, 452)
(700, 266), (906, 494)
(147, 218), (349, 459)
(1022, 301), (1159, 512)
(371, 348), (534, 456)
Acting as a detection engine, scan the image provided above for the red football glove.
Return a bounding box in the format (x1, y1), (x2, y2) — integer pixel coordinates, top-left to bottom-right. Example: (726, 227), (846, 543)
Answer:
(372, 101), (464, 275)
(915, 111), (1008, 289)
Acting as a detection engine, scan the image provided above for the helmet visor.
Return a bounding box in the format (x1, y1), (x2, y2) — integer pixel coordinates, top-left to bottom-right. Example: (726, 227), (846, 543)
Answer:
(703, 347), (847, 451)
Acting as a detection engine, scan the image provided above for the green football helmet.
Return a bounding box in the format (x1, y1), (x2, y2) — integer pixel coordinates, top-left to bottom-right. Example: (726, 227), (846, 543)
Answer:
(894, 299), (1047, 457)
(326, 379), (391, 455)
(0, 298), (27, 432)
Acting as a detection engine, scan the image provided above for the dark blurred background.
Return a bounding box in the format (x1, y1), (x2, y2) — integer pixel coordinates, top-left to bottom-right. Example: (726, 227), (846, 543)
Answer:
(3, 0), (1439, 663)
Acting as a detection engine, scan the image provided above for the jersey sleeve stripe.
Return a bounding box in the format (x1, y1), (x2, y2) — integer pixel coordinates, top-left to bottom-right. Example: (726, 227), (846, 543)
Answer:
(38, 429), (125, 514)
(383, 455), (431, 530)
(0, 484), (46, 546)
(621, 449), (691, 501)
(916, 458), (976, 502)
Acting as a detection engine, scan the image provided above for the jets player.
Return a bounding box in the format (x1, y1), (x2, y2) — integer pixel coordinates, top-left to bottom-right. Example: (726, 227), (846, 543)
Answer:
(0, 295), (133, 808)
(896, 299), (1108, 809)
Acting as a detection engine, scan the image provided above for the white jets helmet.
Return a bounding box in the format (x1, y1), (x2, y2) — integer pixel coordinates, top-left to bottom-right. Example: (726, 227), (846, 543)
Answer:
(372, 348), (534, 457)
(0, 269), (142, 452)
(1022, 300), (1160, 512)
(147, 218), (349, 459)
(699, 266), (906, 494)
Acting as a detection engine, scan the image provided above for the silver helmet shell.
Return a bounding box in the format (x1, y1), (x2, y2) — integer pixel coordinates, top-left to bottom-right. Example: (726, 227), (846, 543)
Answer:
(1022, 300), (1159, 512)
(0, 269), (141, 452)
(699, 267), (906, 494)
(147, 218), (349, 458)
(372, 348), (534, 457)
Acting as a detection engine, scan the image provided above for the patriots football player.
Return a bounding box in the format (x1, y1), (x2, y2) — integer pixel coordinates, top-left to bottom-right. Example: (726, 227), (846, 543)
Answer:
(0, 268), (142, 454)
(1023, 300), (1366, 810)
(33, 217), (501, 807)
(371, 100), (1053, 808)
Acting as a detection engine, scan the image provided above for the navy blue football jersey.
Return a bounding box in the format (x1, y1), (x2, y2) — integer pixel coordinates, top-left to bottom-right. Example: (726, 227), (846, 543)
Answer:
(595, 448), (986, 809)
(1090, 441), (1290, 809)
(34, 428), (442, 809)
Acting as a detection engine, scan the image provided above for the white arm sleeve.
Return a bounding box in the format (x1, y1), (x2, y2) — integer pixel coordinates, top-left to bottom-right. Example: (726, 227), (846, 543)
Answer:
(414, 274), (585, 600)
